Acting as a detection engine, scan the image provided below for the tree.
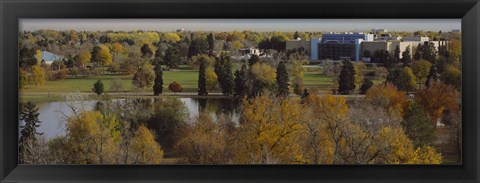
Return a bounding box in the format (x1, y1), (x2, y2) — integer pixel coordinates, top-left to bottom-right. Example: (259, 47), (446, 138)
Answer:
(291, 60), (305, 95)
(422, 42), (437, 63)
(31, 65), (46, 86)
(393, 45), (401, 64)
(64, 111), (120, 164)
(425, 64), (439, 88)
(415, 81), (459, 127)
(397, 66), (416, 92)
(338, 61), (356, 95)
(401, 46), (412, 66)
(250, 63), (277, 97)
(19, 47), (38, 69)
(440, 65), (461, 90)
(76, 49), (92, 67)
(92, 80), (104, 95)
(163, 44), (181, 69)
(359, 78), (373, 94)
(206, 66), (218, 92)
(248, 54), (259, 67)
(411, 60), (432, 89)
(19, 102), (43, 164)
(189, 54), (214, 70)
(413, 43), (424, 60)
(188, 37), (208, 58)
(19, 69), (28, 89)
(236, 96), (304, 164)
(198, 57), (208, 96)
(168, 81), (183, 94)
(293, 31), (300, 39)
(354, 62), (366, 91)
(214, 53), (234, 96)
(153, 64), (164, 95)
(140, 43), (154, 58)
(110, 78), (124, 92)
(92, 45), (112, 66)
(403, 102), (437, 147)
(276, 61), (289, 96)
(363, 50), (372, 58)
(234, 64), (248, 97)
(132, 62), (155, 91)
(128, 125), (164, 164)
(365, 83), (409, 117)
(207, 33), (215, 52)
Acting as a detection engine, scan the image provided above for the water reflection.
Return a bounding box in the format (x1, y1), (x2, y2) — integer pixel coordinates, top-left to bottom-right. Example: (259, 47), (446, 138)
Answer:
(19, 98), (240, 140)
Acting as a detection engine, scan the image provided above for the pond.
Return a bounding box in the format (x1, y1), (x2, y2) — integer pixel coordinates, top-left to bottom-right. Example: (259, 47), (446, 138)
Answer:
(19, 98), (240, 140)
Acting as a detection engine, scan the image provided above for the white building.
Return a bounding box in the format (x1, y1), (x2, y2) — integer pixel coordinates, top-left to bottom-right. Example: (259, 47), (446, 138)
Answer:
(403, 36), (430, 42)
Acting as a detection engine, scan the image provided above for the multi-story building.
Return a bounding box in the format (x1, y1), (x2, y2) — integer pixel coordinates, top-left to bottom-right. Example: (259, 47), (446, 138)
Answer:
(317, 32), (374, 61)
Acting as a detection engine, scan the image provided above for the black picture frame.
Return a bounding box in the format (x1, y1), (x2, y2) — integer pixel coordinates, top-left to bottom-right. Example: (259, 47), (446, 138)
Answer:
(1, 0), (479, 182)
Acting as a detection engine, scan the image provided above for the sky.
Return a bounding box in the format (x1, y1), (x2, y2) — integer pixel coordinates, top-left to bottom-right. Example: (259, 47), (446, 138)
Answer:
(19, 19), (461, 32)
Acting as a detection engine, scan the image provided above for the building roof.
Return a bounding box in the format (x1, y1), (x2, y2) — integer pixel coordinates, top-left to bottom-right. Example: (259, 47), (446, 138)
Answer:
(41, 51), (63, 62)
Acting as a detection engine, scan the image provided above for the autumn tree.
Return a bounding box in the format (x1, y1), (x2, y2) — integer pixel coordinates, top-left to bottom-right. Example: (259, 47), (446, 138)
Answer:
(411, 60), (432, 89)
(127, 125), (164, 164)
(132, 62), (155, 91)
(440, 65), (461, 90)
(397, 66), (417, 92)
(250, 63), (277, 97)
(153, 63), (163, 95)
(189, 54), (214, 70)
(365, 83), (409, 117)
(276, 61), (289, 97)
(338, 61), (356, 95)
(31, 65), (46, 86)
(236, 96), (304, 164)
(92, 45), (112, 66)
(75, 49), (92, 67)
(290, 60), (305, 95)
(354, 62), (366, 91)
(205, 66), (218, 92)
(19, 69), (28, 89)
(168, 81), (183, 94)
(110, 78), (124, 93)
(415, 81), (459, 127)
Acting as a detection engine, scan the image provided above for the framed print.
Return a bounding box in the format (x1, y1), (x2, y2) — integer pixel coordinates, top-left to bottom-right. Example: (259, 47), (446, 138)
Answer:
(1, 0), (479, 182)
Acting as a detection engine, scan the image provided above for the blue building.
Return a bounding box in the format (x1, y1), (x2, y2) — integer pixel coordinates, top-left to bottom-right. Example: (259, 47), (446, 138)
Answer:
(316, 33), (374, 61)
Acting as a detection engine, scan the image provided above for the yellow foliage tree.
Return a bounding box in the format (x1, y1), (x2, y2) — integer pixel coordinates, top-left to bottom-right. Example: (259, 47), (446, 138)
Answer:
(128, 125), (164, 164)
(31, 65), (46, 86)
(237, 96), (304, 164)
(205, 66), (218, 92)
(365, 83), (409, 117)
(95, 45), (113, 66)
(77, 49), (92, 67)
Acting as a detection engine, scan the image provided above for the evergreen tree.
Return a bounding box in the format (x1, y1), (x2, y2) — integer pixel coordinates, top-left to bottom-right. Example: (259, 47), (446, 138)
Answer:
(207, 33), (215, 52)
(164, 44), (181, 69)
(386, 68), (401, 88)
(198, 57), (208, 96)
(359, 78), (373, 94)
(276, 61), (289, 96)
(338, 61), (356, 95)
(393, 45), (401, 64)
(140, 43), (153, 58)
(413, 43), (424, 60)
(92, 80), (104, 95)
(19, 102), (43, 163)
(401, 46), (412, 67)
(187, 37), (208, 58)
(402, 103), (437, 147)
(422, 42), (437, 63)
(248, 54), (259, 67)
(234, 64), (248, 97)
(215, 53), (234, 95)
(153, 64), (163, 96)
(293, 31), (300, 39)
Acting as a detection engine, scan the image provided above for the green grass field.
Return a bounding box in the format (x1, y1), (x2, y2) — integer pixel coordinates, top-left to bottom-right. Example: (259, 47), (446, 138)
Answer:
(20, 65), (385, 102)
